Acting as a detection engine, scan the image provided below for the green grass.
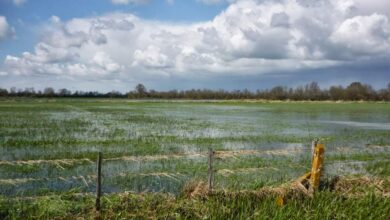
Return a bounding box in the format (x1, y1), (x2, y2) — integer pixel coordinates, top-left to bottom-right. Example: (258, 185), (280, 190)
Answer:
(1, 191), (389, 219)
(366, 161), (390, 177)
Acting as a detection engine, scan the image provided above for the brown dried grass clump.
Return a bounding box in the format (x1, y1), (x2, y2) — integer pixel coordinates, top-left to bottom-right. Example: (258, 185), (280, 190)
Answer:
(265, 176), (390, 199)
(333, 176), (390, 197)
(261, 181), (313, 200)
(270, 176), (390, 199)
(181, 176), (389, 201)
(182, 181), (209, 199)
(181, 180), (308, 201)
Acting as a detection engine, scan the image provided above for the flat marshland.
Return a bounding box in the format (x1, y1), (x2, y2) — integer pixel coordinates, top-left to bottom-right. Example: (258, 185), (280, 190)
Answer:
(0, 99), (389, 219)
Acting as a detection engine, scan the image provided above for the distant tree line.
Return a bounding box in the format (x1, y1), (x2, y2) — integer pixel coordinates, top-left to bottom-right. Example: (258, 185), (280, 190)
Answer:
(1, 81), (390, 101)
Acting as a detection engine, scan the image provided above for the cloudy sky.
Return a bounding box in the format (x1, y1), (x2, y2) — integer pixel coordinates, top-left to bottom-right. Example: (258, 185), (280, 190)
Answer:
(0, 0), (389, 92)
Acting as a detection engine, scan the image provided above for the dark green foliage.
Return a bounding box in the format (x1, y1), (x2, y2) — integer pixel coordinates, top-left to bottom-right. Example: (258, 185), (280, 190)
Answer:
(1, 81), (390, 100)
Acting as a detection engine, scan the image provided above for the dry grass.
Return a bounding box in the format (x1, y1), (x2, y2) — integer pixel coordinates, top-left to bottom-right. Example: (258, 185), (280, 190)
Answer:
(217, 167), (280, 177)
(182, 181), (209, 198)
(0, 148), (303, 166)
(334, 176), (390, 198)
(0, 158), (93, 166)
(181, 176), (390, 201)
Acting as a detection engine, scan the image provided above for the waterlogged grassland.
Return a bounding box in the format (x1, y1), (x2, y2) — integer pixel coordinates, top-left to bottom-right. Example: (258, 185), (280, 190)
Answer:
(0, 99), (390, 197)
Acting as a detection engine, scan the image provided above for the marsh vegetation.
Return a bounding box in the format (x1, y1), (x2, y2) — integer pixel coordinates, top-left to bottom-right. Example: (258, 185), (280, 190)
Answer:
(0, 99), (389, 218)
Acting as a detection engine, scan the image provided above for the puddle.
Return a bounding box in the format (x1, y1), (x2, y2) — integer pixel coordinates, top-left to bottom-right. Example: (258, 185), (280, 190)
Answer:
(325, 161), (368, 176)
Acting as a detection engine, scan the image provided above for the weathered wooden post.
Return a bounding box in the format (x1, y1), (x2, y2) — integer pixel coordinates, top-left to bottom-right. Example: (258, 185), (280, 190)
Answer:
(311, 138), (319, 164)
(95, 152), (102, 211)
(208, 148), (215, 194)
(309, 142), (325, 191)
(279, 140), (325, 205)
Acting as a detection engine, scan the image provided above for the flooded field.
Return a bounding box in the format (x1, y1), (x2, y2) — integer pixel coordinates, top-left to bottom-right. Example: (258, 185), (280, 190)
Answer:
(0, 99), (389, 197)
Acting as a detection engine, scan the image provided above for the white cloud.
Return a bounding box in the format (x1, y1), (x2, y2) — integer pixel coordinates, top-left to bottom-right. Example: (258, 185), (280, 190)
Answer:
(330, 13), (390, 57)
(0, 16), (11, 42)
(2, 0), (390, 83)
(92, 51), (122, 73)
(133, 45), (173, 68)
(22, 42), (78, 63)
(111, 0), (150, 5)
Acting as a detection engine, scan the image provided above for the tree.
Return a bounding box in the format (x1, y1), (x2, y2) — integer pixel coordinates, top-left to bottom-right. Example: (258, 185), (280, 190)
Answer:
(58, 88), (71, 97)
(292, 86), (305, 100)
(23, 87), (36, 97)
(0, 88), (8, 96)
(107, 90), (122, 98)
(269, 86), (287, 100)
(43, 87), (55, 97)
(345, 82), (373, 100)
(304, 81), (322, 100)
(135, 83), (147, 98)
(329, 86), (345, 100)
(378, 82), (390, 101)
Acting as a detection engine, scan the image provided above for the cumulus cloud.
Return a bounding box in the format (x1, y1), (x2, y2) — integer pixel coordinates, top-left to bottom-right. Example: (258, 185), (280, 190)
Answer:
(0, 16), (12, 42)
(2, 0), (390, 82)
(330, 13), (390, 57)
(133, 45), (173, 69)
(92, 51), (122, 73)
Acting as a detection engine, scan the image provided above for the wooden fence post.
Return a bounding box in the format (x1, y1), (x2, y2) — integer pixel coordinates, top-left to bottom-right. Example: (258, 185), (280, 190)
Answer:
(311, 138), (319, 164)
(309, 142), (325, 192)
(96, 152), (102, 211)
(208, 148), (215, 194)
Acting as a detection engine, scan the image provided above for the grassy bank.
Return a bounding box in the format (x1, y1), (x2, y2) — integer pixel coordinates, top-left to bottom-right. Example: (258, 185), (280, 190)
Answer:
(1, 176), (389, 219)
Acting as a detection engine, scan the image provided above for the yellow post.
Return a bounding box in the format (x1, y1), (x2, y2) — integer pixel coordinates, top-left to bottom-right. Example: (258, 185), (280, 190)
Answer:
(278, 141), (325, 206)
(309, 143), (325, 191)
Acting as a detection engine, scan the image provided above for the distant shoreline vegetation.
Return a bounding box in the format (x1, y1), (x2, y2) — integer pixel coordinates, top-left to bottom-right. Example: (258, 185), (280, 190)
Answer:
(1, 82), (390, 101)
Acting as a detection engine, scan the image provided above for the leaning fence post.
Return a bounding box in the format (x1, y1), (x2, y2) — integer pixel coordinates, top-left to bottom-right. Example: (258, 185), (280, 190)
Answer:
(311, 138), (319, 164)
(309, 142), (325, 192)
(95, 152), (102, 211)
(208, 148), (215, 194)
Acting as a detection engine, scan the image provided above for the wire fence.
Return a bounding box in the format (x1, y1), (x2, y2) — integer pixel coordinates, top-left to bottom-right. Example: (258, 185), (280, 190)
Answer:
(0, 146), (316, 197)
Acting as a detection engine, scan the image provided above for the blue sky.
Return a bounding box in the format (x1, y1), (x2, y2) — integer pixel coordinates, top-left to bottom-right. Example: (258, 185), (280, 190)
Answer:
(0, 0), (389, 92)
